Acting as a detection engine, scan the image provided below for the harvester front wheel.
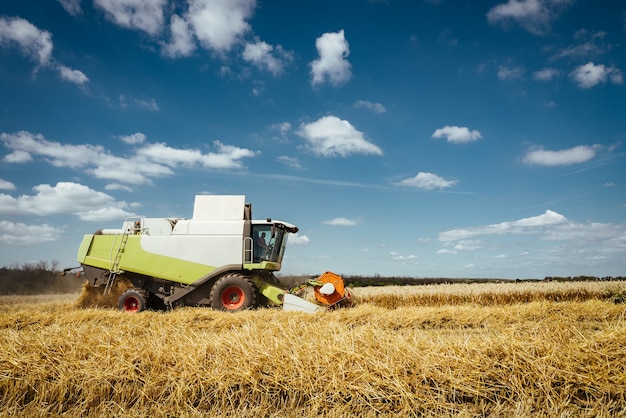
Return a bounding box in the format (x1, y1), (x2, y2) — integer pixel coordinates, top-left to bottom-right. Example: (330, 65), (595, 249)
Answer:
(210, 274), (257, 312)
(118, 288), (148, 313)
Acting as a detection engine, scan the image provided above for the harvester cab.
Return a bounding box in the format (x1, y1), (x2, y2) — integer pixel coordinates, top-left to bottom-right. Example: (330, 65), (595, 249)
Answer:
(74, 195), (351, 313)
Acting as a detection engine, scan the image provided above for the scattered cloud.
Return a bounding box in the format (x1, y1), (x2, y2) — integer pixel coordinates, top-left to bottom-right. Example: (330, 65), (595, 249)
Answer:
(487, 0), (572, 35)
(91, 0), (257, 57)
(390, 251), (418, 261)
(570, 62), (623, 89)
(289, 234), (310, 245)
(276, 155), (302, 170)
(0, 131), (259, 185)
(498, 65), (525, 80)
(105, 183), (134, 192)
(0, 221), (64, 245)
(186, 0), (255, 52)
(432, 126), (482, 143)
(118, 132), (146, 144)
(322, 217), (359, 226)
(522, 144), (600, 166)
(394, 172), (458, 190)
(354, 100), (386, 114)
(58, 64), (90, 85)
(161, 14), (196, 58)
(0, 17), (88, 86)
(437, 210), (626, 270)
(57, 0), (83, 16)
(93, 0), (167, 36)
(437, 239), (483, 254)
(532, 67), (560, 81)
(0, 182), (137, 221)
(437, 28), (458, 46)
(553, 29), (609, 61)
(310, 30), (352, 87)
(269, 122), (292, 142)
(297, 116), (383, 157)
(243, 38), (294, 76)
(439, 210), (567, 242)
(135, 98), (159, 111)
(0, 179), (16, 190)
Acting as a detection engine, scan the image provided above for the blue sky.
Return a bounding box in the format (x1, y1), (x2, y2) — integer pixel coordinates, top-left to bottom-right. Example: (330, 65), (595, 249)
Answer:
(1, 0), (625, 279)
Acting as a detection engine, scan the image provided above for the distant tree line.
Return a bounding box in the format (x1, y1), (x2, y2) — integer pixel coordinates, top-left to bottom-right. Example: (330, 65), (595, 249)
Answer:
(0, 261), (83, 295)
(1, 262), (624, 295)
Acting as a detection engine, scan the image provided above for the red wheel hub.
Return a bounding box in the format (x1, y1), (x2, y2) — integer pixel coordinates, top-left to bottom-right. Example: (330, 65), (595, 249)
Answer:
(123, 296), (140, 313)
(221, 286), (245, 310)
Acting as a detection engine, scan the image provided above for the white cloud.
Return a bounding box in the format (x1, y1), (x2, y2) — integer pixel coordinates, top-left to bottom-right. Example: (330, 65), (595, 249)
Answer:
(137, 140), (258, 170)
(297, 116), (382, 157)
(432, 126), (482, 143)
(554, 30), (609, 60)
(186, 0), (255, 52)
(439, 210), (567, 242)
(486, 0), (571, 35)
(105, 183), (134, 192)
(322, 218), (358, 226)
(436, 211), (626, 272)
(0, 221), (64, 245)
(94, 0), (167, 36)
(57, 0), (83, 16)
(0, 17), (88, 86)
(310, 30), (352, 87)
(532, 67), (560, 81)
(1, 131), (259, 185)
(276, 156), (302, 170)
(161, 14), (196, 58)
(570, 62), (623, 89)
(289, 234), (310, 245)
(522, 145), (600, 166)
(0, 16), (53, 66)
(394, 172), (457, 190)
(58, 64), (89, 85)
(390, 251), (418, 261)
(498, 65), (525, 80)
(4, 149), (32, 163)
(354, 100), (386, 114)
(135, 98), (159, 111)
(271, 122), (291, 134)
(0, 179), (16, 190)
(243, 38), (293, 76)
(118, 132), (146, 144)
(0, 182), (137, 221)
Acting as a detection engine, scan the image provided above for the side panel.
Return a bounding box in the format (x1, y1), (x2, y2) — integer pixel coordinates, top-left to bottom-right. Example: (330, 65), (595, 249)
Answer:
(140, 235), (243, 266)
(79, 234), (219, 285)
(77, 234), (94, 263)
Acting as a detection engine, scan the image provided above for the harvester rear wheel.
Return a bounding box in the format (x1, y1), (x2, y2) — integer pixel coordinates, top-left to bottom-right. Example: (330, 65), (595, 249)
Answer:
(210, 274), (257, 312)
(118, 288), (148, 313)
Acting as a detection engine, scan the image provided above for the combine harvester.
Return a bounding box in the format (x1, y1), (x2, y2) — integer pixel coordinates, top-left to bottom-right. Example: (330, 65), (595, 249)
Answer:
(69, 195), (351, 313)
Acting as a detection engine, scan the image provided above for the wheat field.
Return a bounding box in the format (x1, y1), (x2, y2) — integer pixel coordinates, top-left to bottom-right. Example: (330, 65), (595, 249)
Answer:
(1, 280), (626, 417)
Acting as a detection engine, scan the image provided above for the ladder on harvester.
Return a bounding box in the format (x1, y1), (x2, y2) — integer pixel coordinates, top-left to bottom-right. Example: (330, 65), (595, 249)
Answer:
(104, 229), (131, 295)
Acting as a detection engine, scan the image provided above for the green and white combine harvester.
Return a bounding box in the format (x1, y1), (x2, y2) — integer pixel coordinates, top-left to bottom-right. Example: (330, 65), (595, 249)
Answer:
(71, 195), (351, 313)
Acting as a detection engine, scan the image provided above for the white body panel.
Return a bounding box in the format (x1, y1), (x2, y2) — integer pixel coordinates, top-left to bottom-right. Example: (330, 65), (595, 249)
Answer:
(142, 218), (175, 236)
(192, 195), (246, 220)
(140, 234), (243, 266)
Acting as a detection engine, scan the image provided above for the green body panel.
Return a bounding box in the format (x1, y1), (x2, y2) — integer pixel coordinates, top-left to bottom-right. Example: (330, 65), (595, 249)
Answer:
(244, 261), (280, 271)
(78, 234), (217, 285)
(251, 276), (286, 305)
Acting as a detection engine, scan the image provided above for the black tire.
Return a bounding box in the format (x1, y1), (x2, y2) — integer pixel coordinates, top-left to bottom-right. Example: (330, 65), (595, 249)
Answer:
(210, 274), (257, 312)
(118, 288), (148, 313)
